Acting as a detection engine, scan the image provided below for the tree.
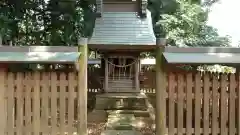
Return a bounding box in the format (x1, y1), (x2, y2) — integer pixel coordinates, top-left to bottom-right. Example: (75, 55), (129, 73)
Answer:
(0, 0), (95, 46)
(149, 0), (231, 47)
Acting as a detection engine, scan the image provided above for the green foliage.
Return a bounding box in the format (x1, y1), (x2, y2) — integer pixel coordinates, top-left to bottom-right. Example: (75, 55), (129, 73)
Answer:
(197, 64), (235, 73)
(0, 0), (95, 46)
(149, 0), (231, 46)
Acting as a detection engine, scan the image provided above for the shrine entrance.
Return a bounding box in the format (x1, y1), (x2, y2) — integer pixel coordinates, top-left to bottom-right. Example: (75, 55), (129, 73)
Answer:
(108, 57), (135, 80)
(104, 56), (140, 92)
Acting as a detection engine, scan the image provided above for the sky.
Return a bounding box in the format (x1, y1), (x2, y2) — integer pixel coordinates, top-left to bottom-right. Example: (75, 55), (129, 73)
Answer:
(207, 0), (240, 46)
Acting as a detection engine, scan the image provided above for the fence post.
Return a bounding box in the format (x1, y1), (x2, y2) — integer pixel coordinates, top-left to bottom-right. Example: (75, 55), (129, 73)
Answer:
(155, 38), (166, 135)
(0, 67), (6, 135)
(77, 37), (88, 135)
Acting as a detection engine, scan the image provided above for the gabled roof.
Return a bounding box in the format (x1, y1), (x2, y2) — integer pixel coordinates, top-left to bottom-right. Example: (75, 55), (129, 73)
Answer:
(89, 10), (156, 48)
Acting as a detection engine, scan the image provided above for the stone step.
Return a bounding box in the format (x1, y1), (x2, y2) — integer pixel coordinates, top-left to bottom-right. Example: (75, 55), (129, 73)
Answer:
(106, 113), (154, 130)
(106, 114), (135, 130)
(108, 85), (133, 87)
(108, 82), (133, 84)
(109, 82), (133, 85)
(108, 79), (133, 82)
(106, 104), (147, 111)
(133, 117), (154, 129)
(107, 110), (150, 117)
(108, 82), (133, 85)
(101, 130), (141, 135)
(96, 93), (147, 99)
(87, 110), (107, 123)
(106, 89), (138, 93)
(95, 93), (148, 110)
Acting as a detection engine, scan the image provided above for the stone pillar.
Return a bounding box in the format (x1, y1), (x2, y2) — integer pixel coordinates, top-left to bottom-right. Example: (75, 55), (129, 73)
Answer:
(135, 57), (140, 91)
(155, 38), (166, 135)
(77, 37), (88, 135)
(104, 56), (109, 92)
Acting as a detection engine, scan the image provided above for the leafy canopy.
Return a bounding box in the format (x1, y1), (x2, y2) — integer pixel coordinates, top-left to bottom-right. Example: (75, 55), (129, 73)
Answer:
(0, 0), (95, 46)
(149, 0), (230, 47)
(0, 0), (230, 47)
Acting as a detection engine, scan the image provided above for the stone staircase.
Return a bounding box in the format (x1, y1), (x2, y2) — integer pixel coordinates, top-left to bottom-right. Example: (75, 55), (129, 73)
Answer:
(88, 92), (155, 135)
(107, 78), (135, 93)
(87, 75), (155, 135)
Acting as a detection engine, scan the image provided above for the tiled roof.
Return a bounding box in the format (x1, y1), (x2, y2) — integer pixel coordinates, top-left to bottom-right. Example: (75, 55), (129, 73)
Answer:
(89, 10), (156, 46)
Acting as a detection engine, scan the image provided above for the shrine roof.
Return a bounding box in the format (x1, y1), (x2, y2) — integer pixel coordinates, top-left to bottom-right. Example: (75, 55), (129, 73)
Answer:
(88, 10), (156, 49)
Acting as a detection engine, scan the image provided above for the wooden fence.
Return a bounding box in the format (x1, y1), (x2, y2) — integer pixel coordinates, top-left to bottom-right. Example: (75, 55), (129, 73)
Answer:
(4, 71), (79, 135)
(4, 67), (240, 135)
(165, 72), (240, 135)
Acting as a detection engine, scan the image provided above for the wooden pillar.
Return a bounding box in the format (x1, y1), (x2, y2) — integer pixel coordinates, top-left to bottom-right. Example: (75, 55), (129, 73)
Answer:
(135, 57), (140, 91)
(104, 56), (109, 92)
(77, 37), (88, 135)
(0, 67), (6, 135)
(155, 38), (166, 135)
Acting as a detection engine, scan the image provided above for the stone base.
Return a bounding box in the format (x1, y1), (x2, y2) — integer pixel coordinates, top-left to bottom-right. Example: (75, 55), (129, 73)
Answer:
(106, 114), (135, 130)
(95, 93), (147, 110)
(101, 130), (141, 135)
(88, 110), (107, 123)
(93, 92), (154, 135)
(107, 110), (150, 117)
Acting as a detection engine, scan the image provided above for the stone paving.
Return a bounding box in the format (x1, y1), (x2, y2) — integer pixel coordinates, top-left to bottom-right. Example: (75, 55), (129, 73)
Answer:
(101, 113), (142, 135)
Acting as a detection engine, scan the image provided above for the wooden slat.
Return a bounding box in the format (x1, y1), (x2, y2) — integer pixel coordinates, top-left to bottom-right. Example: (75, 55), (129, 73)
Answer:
(24, 73), (32, 135)
(177, 73), (184, 135)
(0, 70), (6, 135)
(7, 73), (14, 135)
(186, 73), (192, 135)
(60, 73), (66, 135)
(238, 73), (240, 135)
(16, 73), (24, 135)
(168, 73), (175, 135)
(41, 72), (49, 135)
(229, 74), (236, 135)
(203, 73), (210, 135)
(33, 72), (40, 135)
(165, 128), (221, 134)
(194, 73), (201, 135)
(212, 74), (218, 135)
(220, 74), (227, 135)
(68, 73), (75, 135)
(51, 72), (57, 135)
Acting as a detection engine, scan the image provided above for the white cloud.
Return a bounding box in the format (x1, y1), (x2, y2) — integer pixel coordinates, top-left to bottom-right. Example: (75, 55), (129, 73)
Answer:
(207, 0), (240, 46)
